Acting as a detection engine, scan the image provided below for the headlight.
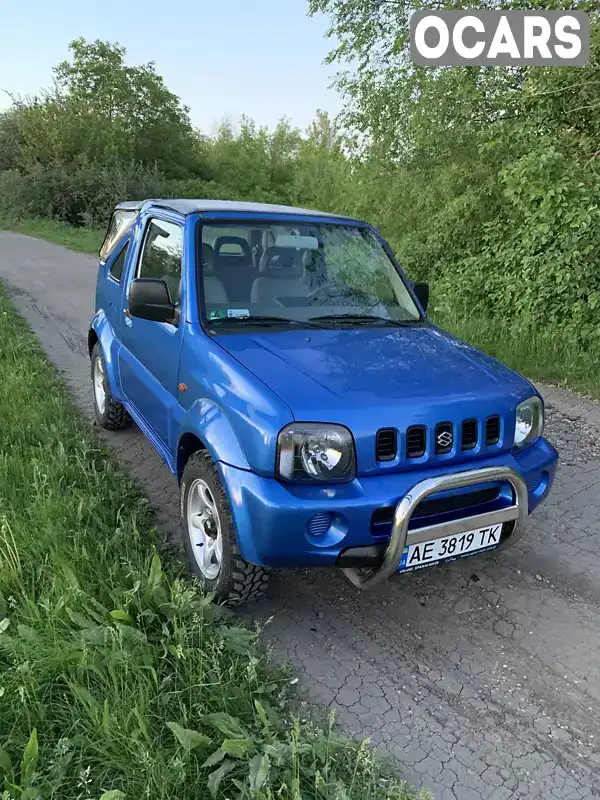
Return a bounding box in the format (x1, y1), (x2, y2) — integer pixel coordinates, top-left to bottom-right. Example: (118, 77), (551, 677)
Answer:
(277, 423), (356, 482)
(514, 396), (544, 449)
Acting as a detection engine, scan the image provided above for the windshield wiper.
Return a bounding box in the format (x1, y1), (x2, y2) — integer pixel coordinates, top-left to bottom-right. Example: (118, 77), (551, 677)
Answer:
(209, 315), (326, 329)
(309, 314), (421, 327)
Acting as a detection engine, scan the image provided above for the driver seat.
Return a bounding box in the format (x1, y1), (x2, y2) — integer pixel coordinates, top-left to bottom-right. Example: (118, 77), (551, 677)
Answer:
(250, 247), (307, 304)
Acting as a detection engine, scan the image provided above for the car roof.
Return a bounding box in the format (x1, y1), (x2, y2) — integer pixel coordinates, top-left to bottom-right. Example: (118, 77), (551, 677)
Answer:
(114, 198), (361, 222)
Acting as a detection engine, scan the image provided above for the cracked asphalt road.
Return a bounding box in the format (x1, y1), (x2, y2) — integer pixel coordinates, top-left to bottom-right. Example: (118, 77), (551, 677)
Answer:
(2, 231), (600, 799)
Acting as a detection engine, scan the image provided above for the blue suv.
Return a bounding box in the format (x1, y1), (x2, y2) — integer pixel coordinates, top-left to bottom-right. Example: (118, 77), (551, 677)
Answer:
(89, 199), (558, 604)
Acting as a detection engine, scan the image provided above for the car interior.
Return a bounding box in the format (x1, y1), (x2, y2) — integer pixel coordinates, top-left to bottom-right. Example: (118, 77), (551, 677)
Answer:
(201, 227), (326, 308)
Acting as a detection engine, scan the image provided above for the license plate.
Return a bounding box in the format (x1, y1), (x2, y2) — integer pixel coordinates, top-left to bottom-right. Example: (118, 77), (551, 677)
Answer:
(398, 524), (502, 573)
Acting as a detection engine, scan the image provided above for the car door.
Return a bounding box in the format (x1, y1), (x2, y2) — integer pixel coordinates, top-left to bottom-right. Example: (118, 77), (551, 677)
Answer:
(118, 215), (184, 448)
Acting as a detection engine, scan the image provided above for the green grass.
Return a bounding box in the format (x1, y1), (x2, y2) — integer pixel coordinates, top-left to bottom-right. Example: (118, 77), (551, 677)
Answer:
(0, 288), (423, 800)
(437, 310), (600, 399)
(0, 217), (103, 254)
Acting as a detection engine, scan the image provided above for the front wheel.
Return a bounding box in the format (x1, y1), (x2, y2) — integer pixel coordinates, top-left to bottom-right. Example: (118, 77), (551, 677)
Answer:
(91, 344), (132, 430)
(180, 451), (269, 605)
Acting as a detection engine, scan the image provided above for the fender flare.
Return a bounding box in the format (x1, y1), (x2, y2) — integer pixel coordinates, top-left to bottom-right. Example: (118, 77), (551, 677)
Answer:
(176, 397), (252, 480)
(88, 311), (124, 401)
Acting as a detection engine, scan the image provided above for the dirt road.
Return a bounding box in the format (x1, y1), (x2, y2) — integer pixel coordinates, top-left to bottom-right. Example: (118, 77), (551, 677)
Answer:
(2, 231), (600, 799)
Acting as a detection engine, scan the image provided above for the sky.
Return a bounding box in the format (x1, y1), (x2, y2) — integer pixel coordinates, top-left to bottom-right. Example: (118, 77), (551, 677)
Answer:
(0, 0), (342, 133)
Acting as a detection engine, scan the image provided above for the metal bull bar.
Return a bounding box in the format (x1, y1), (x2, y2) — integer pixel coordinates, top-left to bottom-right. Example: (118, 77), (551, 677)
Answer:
(343, 465), (529, 590)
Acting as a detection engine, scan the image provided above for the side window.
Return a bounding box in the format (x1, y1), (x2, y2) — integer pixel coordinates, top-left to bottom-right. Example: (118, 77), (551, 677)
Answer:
(100, 210), (137, 262)
(109, 241), (129, 283)
(138, 219), (183, 304)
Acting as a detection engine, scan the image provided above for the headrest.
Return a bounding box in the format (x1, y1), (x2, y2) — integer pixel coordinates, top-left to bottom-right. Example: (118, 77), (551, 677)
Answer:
(201, 243), (215, 275)
(259, 247), (304, 278)
(302, 249), (324, 272)
(213, 236), (251, 261)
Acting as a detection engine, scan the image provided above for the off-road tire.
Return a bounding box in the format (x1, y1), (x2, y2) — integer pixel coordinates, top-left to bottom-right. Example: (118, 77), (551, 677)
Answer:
(180, 450), (269, 605)
(91, 343), (132, 431)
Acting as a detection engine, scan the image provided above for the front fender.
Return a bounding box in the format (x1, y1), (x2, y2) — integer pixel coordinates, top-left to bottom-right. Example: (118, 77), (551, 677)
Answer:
(89, 310), (123, 401)
(176, 398), (252, 474)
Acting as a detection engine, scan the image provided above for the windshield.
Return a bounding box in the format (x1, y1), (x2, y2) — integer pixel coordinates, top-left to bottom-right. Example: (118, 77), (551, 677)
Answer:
(199, 221), (421, 329)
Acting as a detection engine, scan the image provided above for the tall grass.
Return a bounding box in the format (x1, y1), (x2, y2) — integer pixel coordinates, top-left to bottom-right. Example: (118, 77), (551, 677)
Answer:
(437, 310), (600, 398)
(0, 288), (422, 799)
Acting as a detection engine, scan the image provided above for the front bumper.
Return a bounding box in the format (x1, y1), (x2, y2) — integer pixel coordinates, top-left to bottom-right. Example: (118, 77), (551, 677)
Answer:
(220, 437), (557, 570)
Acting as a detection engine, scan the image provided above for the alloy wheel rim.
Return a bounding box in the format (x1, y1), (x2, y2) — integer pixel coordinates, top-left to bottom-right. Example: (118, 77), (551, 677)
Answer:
(187, 478), (222, 580)
(93, 357), (106, 415)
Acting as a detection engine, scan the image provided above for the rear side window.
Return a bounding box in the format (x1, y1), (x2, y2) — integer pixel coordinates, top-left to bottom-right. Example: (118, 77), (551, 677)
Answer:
(109, 241), (129, 283)
(138, 219), (183, 304)
(100, 210), (137, 262)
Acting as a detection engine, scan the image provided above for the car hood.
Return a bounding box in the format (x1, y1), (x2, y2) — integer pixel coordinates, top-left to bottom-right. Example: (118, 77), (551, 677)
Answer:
(216, 325), (533, 417)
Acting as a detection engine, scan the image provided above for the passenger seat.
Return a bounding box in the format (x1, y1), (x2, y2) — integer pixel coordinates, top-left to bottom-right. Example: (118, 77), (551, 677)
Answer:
(250, 247), (307, 304)
(201, 243), (228, 304)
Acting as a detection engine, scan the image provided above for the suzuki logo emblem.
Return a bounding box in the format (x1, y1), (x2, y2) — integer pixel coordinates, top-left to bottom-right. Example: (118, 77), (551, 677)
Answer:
(437, 430), (453, 449)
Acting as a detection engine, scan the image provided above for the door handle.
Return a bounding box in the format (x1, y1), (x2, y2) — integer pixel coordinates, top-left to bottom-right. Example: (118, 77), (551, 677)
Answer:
(124, 309), (132, 319)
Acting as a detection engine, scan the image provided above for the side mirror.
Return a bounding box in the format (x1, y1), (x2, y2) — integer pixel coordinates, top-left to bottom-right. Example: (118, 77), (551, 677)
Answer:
(413, 281), (429, 313)
(128, 278), (176, 323)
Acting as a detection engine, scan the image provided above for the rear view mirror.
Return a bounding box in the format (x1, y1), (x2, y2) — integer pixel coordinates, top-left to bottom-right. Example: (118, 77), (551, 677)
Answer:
(128, 278), (176, 323)
(413, 282), (429, 312)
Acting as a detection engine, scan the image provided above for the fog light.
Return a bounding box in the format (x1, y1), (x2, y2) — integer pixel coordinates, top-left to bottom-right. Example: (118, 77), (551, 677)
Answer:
(307, 512), (332, 537)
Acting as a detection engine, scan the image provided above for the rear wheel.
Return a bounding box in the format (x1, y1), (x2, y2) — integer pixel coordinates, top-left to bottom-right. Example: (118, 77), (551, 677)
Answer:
(91, 343), (131, 430)
(180, 451), (269, 605)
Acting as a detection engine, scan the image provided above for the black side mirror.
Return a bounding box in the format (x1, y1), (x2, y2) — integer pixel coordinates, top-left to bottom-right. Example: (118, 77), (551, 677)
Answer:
(413, 282), (429, 313)
(128, 278), (176, 323)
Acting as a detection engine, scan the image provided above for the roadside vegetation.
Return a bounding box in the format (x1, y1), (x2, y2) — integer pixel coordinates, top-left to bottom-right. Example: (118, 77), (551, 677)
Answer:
(0, 288), (422, 799)
(3, 213), (598, 399)
(1, 9), (599, 397)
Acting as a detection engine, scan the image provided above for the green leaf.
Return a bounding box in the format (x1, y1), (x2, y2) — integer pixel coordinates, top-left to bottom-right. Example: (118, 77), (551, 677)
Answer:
(248, 753), (270, 790)
(62, 564), (80, 590)
(254, 700), (270, 732)
(110, 610), (132, 623)
(69, 683), (97, 711)
(202, 749), (226, 769)
(145, 552), (163, 601)
(102, 699), (111, 736)
(0, 591), (6, 620)
(0, 746), (12, 777)
(207, 759), (236, 799)
(204, 712), (249, 740)
(167, 722), (211, 751)
(99, 791), (126, 800)
(20, 728), (38, 785)
(0, 618), (9, 634)
(219, 626), (256, 655)
(221, 738), (254, 758)
(66, 608), (97, 629)
(17, 624), (39, 643)
(114, 623), (147, 644)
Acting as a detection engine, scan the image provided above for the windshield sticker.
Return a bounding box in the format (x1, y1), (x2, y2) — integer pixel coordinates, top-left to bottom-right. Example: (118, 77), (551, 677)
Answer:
(227, 309), (250, 318)
(208, 309), (226, 320)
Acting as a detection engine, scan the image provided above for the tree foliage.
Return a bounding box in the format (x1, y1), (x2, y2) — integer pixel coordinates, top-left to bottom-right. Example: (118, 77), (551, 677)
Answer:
(1, 25), (600, 344)
(310, 0), (600, 345)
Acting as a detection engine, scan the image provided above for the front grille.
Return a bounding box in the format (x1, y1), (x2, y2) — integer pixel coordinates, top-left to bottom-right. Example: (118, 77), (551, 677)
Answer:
(461, 419), (478, 450)
(371, 487), (501, 533)
(435, 422), (454, 454)
(485, 415), (501, 446)
(376, 428), (397, 461)
(406, 425), (426, 458)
